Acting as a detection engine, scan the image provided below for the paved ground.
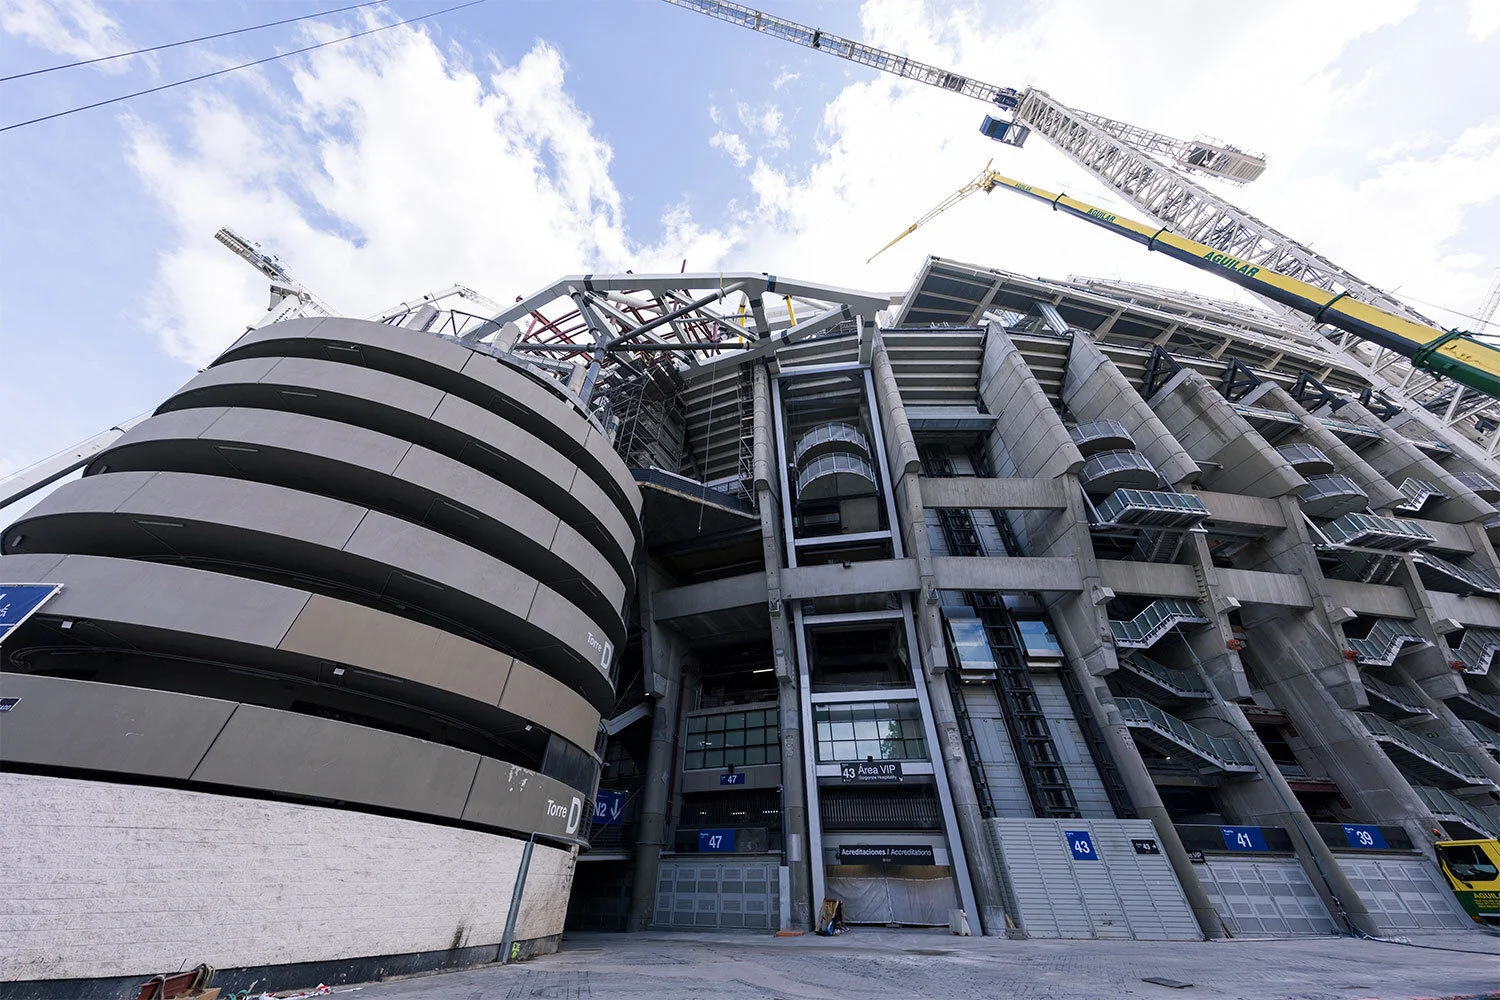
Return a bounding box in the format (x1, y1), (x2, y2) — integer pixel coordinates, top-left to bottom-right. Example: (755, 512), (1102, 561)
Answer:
(343, 929), (1500, 1000)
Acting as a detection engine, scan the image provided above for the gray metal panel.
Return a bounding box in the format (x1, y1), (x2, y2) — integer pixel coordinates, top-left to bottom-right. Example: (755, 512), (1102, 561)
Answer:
(0, 673), (235, 778)
(497, 658), (601, 751)
(988, 818), (1201, 940)
(960, 683), (1036, 817)
(1195, 856), (1338, 937)
(652, 860), (780, 930)
(461, 755), (590, 840)
(1335, 855), (1471, 932)
(191, 703), (481, 819)
(1032, 673), (1115, 818)
(0, 553), (311, 649)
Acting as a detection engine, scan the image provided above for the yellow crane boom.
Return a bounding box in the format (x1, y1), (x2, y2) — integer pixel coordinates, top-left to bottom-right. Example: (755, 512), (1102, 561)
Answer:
(875, 167), (1500, 403)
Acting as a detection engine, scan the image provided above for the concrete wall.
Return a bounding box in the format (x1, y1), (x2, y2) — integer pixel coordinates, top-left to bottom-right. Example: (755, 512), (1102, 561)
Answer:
(1065, 338), (1198, 488)
(0, 773), (572, 984)
(1150, 370), (1303, 498)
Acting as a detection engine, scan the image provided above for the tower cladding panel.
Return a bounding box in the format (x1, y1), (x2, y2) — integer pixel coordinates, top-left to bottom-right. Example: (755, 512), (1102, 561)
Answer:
(0, 317), (641, 994)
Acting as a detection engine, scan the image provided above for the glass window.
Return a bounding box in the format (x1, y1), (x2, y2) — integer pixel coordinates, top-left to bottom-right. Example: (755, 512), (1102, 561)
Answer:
(1439, 844), (1500, 883)
(1017, 619), (1063, 657)
(947, 617), (997, 673)
(813, 701), (928, 762)
(684, 709), (781, 770)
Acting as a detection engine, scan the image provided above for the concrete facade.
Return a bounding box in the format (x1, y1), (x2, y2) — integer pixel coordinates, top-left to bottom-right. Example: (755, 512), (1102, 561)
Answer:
(0, 318), (640, 993)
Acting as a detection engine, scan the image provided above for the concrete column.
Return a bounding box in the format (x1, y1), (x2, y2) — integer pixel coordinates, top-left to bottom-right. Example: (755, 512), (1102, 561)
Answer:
(627, 567), (687, 931)
(1241, 384), (1405, 509)
(1149, 370), (1303, 498)
(752, 363), (813, 930)
(873, 337), (1014, 936)
(1338, 402), (1493, 522)
(1065, 337), (1199, 488)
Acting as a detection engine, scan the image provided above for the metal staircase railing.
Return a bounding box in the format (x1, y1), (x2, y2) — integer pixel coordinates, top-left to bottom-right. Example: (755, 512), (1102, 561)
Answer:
(1455, 471), (1500, 500)
(1115, 697), (1256, 771)
(1456, 627), (1500, 675)
(1415, 553), (1500, 597)
(1298, 474), (1368, 518)
(1118, 652), (1212, 700)
(1360, 673), (1433, 718)
(1321, 513), (1435, 551)
(1093, 488), (1211, 528)
(1276, 442), (1334, 473)
(1348, 619), (1428, 666)
(1463, 718), (1500, 754)
(1109, 599), (1211, 649)
(1395, 477), (1448, 514)
(1358, 712), (1493, 785)
(1414, 784), (1499, 838)
(1457, 689), (1500, 726)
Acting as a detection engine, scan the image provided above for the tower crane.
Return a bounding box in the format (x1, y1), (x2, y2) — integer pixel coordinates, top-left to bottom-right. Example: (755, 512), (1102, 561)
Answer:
(665, 0), (1500, 435)
(214, 226), (336, 324)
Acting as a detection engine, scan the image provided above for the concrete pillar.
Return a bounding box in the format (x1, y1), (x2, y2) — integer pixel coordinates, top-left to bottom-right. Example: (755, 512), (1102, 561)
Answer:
(1065, 337), (1200, 488)
(752, 363), (813, 930)
(1241, 384), (1405, 510)
(1150, 369), (1304, 498)
(627, 567), (687, 931)
(873, 337), (1014, 936)
(1338, 402), (1493, 522)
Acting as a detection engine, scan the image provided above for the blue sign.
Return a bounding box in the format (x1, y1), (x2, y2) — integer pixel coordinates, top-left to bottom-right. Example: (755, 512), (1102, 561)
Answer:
(1065, 830), (1098, 861)
(720, 772), (745, 785)
(0, 584), (61, 642)
(1221, 825), (1269, 852)
(698, 829), (735, 853)
(1341, 824), (1388, 850)
(593, 790), (625, 826)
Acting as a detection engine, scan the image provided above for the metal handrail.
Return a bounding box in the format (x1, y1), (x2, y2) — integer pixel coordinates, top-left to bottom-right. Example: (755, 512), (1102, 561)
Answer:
(1116, 697), (1255, 769)
(1094, 487), (1211, 527)
(1300, 474), (1366, 503)
(1456, 471), (1500, 498)
(1396, 477), (1448, 513)
(1322, 512), (1435, 551)
(1276, 442), (1333, 469)
(1414, 784), (1498, 838)
(1348, 618), (1427, 666)
(1360, 673), (1430, 716)
(792, 421), (870, 466)
(1110, 599), (1210, 648)
(1079, 449), (1162, 488)
(795, 451), (875, 498)
(1358, 712), (1489, 783)
(1119, 652), (1211, 697)
(1069, 419), (1136, 451)
(1457, 627), (1500, 675)
(1463, 718), (1500, 752)
(1416, 553), (1500, 597)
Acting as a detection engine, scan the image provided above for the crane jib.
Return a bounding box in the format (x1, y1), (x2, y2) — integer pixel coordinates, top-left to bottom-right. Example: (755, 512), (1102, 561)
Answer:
(989, 171), (1500, 403)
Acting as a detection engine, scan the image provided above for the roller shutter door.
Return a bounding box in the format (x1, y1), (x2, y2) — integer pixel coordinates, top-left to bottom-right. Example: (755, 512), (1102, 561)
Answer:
(1336, 855), (1470, 931)
(652, 860), (779, 930)
(1195, 856), (1337, 937)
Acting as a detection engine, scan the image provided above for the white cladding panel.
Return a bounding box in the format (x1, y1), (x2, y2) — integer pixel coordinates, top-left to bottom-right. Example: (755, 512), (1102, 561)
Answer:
(988, 818), (1201, 940)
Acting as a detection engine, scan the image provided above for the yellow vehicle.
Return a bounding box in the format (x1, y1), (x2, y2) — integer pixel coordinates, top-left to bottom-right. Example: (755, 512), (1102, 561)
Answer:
(1436, 839), (1500, 927)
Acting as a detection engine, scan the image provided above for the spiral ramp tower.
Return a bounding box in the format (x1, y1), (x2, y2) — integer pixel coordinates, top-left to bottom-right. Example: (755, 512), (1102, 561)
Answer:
(0, 317), (641, 991)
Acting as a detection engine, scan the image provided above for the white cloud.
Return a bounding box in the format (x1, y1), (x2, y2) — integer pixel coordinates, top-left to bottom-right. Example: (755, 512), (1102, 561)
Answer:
(127, 0), (1497, 371)
(772, 70), (800, 90)
(0, 0), (130, 69)
(709, 130), (751, 167)
(1470, 0), (1500, 40)
(128, 22), (697, 365)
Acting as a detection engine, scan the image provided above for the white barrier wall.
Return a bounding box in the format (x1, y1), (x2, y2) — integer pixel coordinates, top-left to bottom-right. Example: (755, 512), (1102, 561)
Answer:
(0, 773), (574, 983)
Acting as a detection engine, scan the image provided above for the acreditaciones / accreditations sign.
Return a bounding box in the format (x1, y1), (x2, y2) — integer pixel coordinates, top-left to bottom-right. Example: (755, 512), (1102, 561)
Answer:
(836, 844), (936, 865)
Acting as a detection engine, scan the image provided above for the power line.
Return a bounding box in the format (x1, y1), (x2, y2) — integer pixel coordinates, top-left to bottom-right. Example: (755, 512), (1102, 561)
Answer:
(0, 0), (393, 83)
(0, 0), (487, 135)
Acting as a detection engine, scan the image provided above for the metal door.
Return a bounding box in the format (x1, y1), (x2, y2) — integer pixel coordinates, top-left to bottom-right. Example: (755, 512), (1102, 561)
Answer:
(653, 860), (779, 930)
(1337, 855), (1471, 931)
(1195, 856), (1338, 936)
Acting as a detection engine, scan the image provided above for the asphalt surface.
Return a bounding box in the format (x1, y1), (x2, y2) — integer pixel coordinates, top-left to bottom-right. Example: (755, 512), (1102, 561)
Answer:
(336, 928), (1500, 1000)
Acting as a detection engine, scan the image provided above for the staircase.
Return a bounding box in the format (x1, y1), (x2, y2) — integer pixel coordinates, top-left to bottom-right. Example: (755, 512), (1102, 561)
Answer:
(1415, 784), (1499, 839)
(1118, 652), (1212, 701)
(1360, 673), (1433, 718)
(1115, 697), (1257, 772)
(1348, 619), (1428, 667)
(1358, 712), (1494, 787)
(1109, 599), (1212, 649)
(1455, 627), (1500, 675)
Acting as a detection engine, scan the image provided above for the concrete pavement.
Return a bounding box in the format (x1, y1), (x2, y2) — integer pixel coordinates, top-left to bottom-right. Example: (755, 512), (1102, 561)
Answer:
(344, 929), (1500, 1000)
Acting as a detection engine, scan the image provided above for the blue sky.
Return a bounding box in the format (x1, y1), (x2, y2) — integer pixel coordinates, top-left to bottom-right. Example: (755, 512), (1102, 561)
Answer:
(2, 0), (1498, 506)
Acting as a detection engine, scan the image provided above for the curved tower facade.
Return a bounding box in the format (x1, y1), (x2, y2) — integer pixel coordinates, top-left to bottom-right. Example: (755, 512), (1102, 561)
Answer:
(0, 318), (640, 992)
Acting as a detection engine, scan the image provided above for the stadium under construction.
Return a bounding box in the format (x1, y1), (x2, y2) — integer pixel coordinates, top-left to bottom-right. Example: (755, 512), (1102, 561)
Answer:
(5, 249), (1500, 993)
